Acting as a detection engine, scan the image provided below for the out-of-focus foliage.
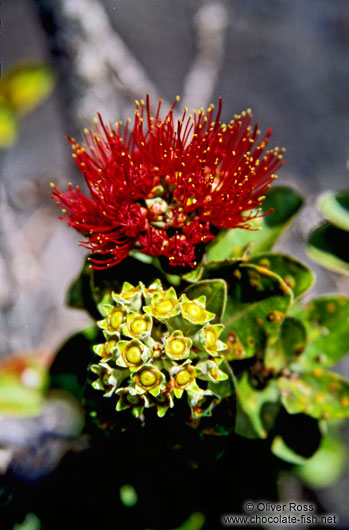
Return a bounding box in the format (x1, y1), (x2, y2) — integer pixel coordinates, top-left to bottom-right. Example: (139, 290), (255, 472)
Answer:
(171, 513), (205, 530)
(13, 512), (41, 530)
(307, 190), (349, 275)
(318, 190), (349, 231)
(0, 353), (49, 417)
(0, 62), (55, 148)
(119, 484), (138, 507)
(296, 434), (347, 489)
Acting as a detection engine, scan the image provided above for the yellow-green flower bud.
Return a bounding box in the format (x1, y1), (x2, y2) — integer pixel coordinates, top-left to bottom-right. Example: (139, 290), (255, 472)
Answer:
(117, 339), (149, 370)
(164, 331), (191, 360)
(180, 294), (215, 325)
(188, 389), (219, 418)
(199, 324), (227, 356)
(91, 279), (231, 421)
(144, 287), (179, 320)
(109, 309), (125, 330)
(140, 369), (157, 387)
(97, 305), (126, 335)
(93, 339), (118, 359)
(133, 365), (164, 394)
(90, 364), (120, 397)
(196, 358), (228, 383)
(112, 282), (143, 311)
(123, 312), (152, 339)
(116, 388), (150, 417)
(173, 365), (195, 390)
(140, 279), (164, 304)
(151, 391), (174, 417)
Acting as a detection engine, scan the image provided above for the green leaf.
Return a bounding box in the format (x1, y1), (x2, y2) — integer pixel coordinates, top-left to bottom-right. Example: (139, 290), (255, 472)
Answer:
(290, 295), (349, 370)
(264, 317), (307, 374)
(271, 435), (308, 465)
(205, 187), (303, 261)
(0, 103), (18, 148)
(317, 190), (349, 231)
(235, 373), (280, 439)
(279, 370), (349, 419)
(306, 223), (349, 276)
(248, 253), (314, 298)
(182, 279), (227, 321)
(50, 326), (101, 400)
(92, 258), (169, 310)
(205, 261), (293, 359)
(67, 256), (167, 319)
(182, 266), (204, 283)
(0, 63), (55, 114)
(67, 259), (100, 319)
(297, 434), (347, 488)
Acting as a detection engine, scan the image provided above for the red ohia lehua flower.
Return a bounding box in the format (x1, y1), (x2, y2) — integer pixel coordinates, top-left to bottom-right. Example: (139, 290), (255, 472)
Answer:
(51, 96), (285, 270)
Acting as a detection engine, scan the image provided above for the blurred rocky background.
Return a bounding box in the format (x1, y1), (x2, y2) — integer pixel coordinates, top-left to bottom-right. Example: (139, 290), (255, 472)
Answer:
(1, 0), (348, 526)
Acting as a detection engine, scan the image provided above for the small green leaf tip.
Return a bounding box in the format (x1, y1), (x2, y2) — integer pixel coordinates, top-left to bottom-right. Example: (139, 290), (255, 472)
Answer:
(90, 280), (232, 420)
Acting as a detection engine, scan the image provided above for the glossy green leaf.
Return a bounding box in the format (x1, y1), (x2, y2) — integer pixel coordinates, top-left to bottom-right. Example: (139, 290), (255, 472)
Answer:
(0, 103), (18, 148)
(205, 261), (293, 359)
(182, 279), (227, 321)
(248, 253), (314, 298)
(271, 435), (307, 465)
(290, 295), (349, 370)
(182, 266), (204, 283)
(0, 64), (55, 114)
(265, 317), (307, 374)
(279, 370), (349, 419)
(317, 190), (349, 231)
(235, 373), (280, 438)
(297, 434), (347, 488)
(67, 259), (100, 319)
(67, 256), (166, 319)
(306, 223), (349, 276)
(205, 187), (303, 261)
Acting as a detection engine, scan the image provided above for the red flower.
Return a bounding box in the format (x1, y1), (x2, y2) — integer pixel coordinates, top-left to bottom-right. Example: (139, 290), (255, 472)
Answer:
(52, 96), (284, 270)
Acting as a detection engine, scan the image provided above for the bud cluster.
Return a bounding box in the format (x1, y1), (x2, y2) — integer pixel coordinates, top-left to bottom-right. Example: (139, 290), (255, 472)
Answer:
(90, 280), (229, 418)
